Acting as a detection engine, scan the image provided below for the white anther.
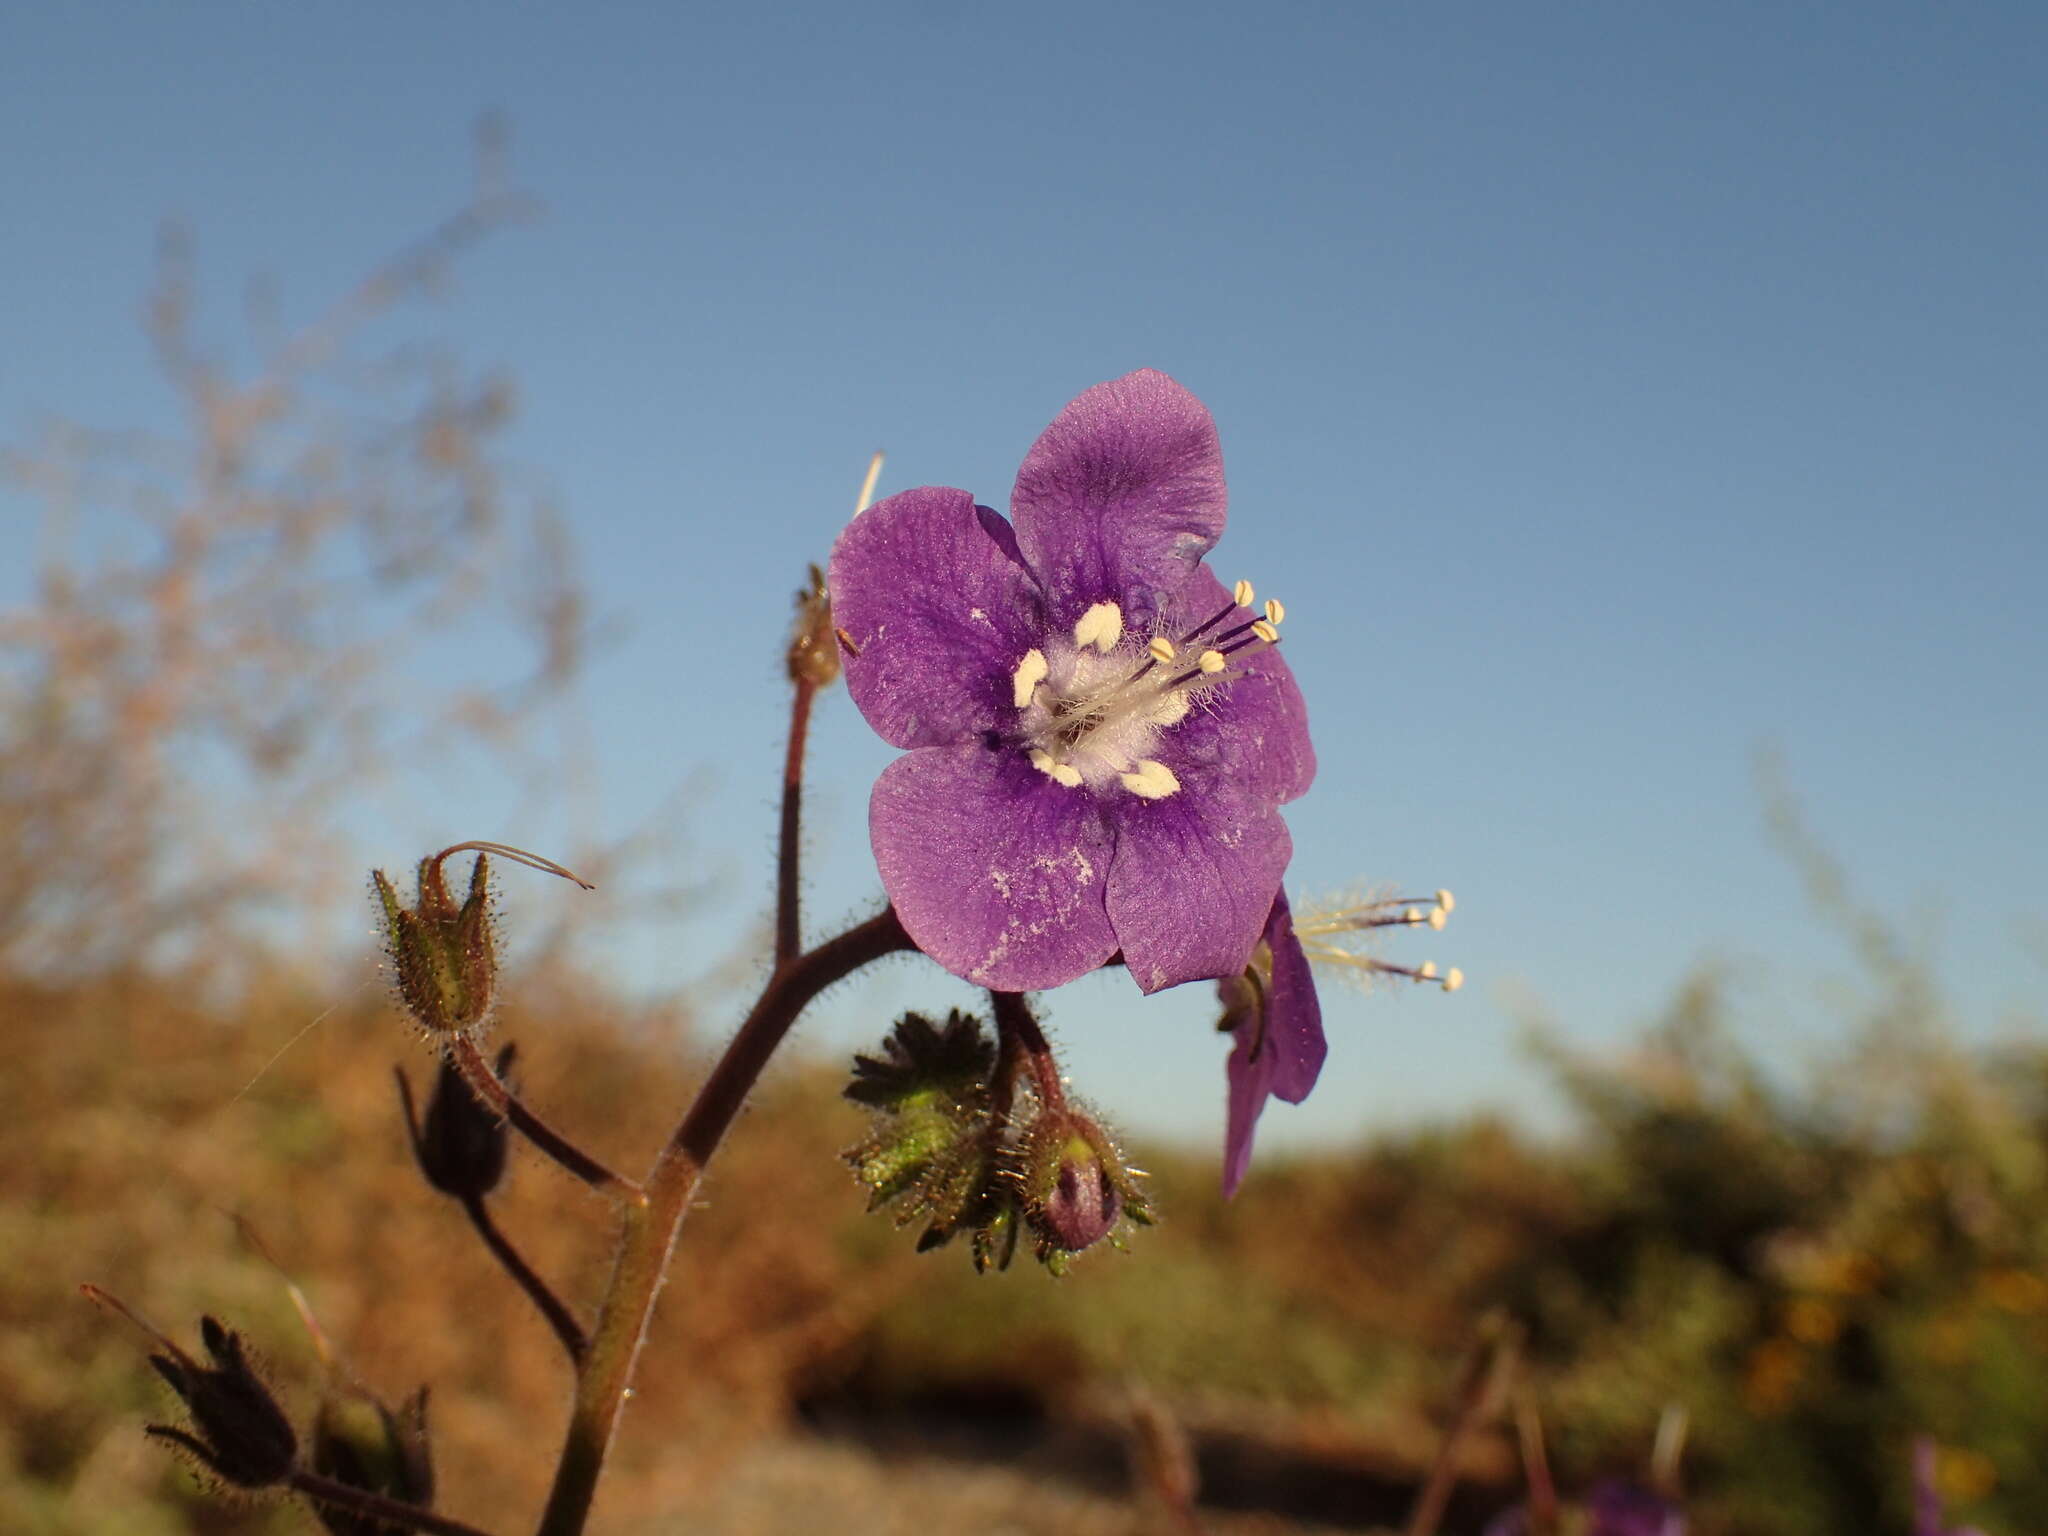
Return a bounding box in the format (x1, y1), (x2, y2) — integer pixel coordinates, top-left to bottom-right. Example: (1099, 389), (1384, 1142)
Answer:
(1427, 907), (1447, 931)
(1263, 598), (1285, 626)
(1436, 889), (1455, 914)
(1148, 635), (1176, 664)
(1232, 579), (1254, 607)
(1417, 961), (1438, 981)
(1198, 649), (1227, 673)
(1012, 649), (1048, 709)
(1119, 759), (1181, 799)
(1030, 748), (1083, 788)
(1402, 906), (1422, 925)
(1442, 967), (1465, 993)
(1250, 620), (1279, 644)
(1073, 601), (1124, 653)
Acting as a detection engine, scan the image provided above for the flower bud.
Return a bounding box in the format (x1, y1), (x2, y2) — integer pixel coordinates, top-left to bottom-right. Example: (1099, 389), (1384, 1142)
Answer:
(1016, 1106), (1152, 1271)
(145, 1316), (299, 1489)
(310, 1383), (435, 1536)
(372, 854), (496, 1037)
(786, 562), (842, 689)
(399, 1043), (515, 1201)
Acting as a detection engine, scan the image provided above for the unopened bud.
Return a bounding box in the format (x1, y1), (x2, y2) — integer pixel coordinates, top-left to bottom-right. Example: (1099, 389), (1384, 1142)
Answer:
(1017, 1107), (1152, 1269)
(146, 1315), (299, 1489)
(311, 1384), (434, 1536)
(373, 855), (496, 1037)
(786, 562), (842, 688)
(399, 1044), (515, 1201)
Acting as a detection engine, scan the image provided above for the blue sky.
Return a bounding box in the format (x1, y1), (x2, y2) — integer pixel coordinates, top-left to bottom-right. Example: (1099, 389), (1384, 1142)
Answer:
(4, 2), (2043, 1171)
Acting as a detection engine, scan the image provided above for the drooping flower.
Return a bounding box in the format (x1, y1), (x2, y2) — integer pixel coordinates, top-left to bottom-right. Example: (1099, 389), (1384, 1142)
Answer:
(829, 370), (1314, 994)
(1216, 892), (1326, 1198)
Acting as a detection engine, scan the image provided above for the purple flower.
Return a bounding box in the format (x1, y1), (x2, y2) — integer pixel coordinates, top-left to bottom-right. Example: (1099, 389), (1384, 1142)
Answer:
(1217, 891), (1326, 1197)
(830, 370), (1314, 994)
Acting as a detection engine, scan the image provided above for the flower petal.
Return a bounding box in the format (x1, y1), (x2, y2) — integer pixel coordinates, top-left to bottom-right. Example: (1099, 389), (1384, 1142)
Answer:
(870, 744), (1118, 990)
(1222, 893), (1325, 1198)
(1105, 784), (1292, 996)
(1010, 370), (1226, 631)
(830, 487), (1043, 749)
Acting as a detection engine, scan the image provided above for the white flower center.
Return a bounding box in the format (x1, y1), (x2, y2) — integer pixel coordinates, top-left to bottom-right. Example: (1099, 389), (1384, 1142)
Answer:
(1008, 585), (1283, 799)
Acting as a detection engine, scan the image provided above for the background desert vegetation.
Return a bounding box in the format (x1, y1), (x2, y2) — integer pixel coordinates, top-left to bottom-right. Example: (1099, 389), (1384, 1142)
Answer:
(7, 181), (2046, 1536)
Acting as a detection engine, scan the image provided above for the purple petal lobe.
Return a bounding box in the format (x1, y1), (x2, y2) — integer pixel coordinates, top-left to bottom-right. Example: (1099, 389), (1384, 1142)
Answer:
(870, 745), (1118, 990)
(1261, 897), (1326, 1104)
(830, 487), (1042, 749)
(1221, 893), (1325, 1198)
(1106, 789), (1291, 995)
(1010, 370), (1226, 630)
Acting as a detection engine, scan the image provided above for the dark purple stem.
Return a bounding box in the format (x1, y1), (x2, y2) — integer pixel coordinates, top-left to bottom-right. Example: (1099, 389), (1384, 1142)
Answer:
(446, 1035), (641, 1202)
(292, 1468), (498, 1536)
(775, 675), (817, 969)
(460, 1193), (587, 1364)
(989, 990), (1065, 1108)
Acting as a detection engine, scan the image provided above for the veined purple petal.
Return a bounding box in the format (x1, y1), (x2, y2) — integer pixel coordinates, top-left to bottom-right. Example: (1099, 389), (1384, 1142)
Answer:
(830, 487), (1043, 749)
(870, 744), (1119, 990)
(1221, 893), (1325, 1198)
(1106, 785), (1291, 995)
(1010, 370), (1226, 631)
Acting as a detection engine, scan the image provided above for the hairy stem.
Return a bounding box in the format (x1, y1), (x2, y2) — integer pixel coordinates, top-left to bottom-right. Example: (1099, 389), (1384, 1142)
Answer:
(774, 676), (816, 969)
(293, 1468), (499, 1536)
(461, 1193), (587, 1364)
(534, 907), (915, 1536)
(447, 1035), (642, 1202)
(989, 990), (1064, 1108)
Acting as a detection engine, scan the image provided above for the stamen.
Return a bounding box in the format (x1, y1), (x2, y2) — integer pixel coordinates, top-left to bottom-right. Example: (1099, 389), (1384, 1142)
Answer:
(1012, 649), (1048, 709)
(1251, 619), (1279, 644)
(1147, 635), (1176, 664)
(1436, 889), (1456, 914)
(1030, 749), (1082, 788)
(1233, 579), (1254, 607)
(1263, 598), (1285, 626)
(1118, 759), (1181, 799)
(1442, 967), (1465, 993)
(1073, 601), (1123, 653)
(1198, 649), (1226, 673)
(1181, 598), (1241, 646)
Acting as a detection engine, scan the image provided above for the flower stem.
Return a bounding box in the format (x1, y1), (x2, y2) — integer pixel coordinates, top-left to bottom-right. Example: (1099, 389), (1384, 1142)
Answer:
(292, 1468), (499, 1536)
(447, 1035), (642, 1203)
(1403, 1314), (1520, 1536)
(774, 674), (817, 969)
(533, 907), (914, 1536)
(989, 991), (1064, 1107)
(461, 1192), (587, 1364)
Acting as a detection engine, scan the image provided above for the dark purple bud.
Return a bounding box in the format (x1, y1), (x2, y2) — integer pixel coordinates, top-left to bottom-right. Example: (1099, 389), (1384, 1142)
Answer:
(399, 1044), (515, 1201)
(1017, 1107), (1152, 1268)
(144, 1316), (298, 1489)
(311, 1384), (435, 1536)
